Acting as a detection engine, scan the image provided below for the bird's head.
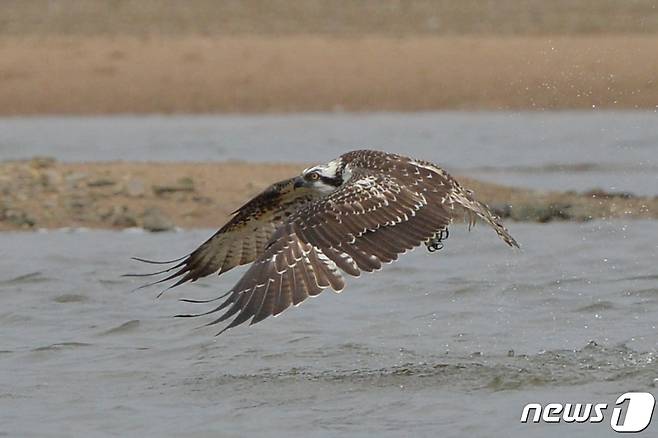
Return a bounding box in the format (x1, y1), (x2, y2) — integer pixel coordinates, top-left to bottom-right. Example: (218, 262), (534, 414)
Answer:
(295, 159), (347, 193)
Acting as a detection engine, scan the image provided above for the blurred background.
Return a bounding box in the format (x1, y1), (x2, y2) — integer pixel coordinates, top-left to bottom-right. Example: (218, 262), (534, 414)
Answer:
(1, 0), (658, 114)
(1, 0), (657, 230)
(1, 2), (658, 437)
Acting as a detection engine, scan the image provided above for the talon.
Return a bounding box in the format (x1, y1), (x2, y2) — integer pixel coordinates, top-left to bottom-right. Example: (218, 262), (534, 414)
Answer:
(426, 227), (449, 253)
(427, 242), (443, 252)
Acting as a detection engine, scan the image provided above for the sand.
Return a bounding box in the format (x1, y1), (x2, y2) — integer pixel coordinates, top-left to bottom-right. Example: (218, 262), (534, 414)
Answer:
(2, 0), (658, 114)
(1, 159), (655, 231)
(1, 35), (657, 114)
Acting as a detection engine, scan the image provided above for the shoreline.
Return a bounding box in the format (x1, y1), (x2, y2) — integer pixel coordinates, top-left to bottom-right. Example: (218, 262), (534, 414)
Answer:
(1, 159), (656, 232)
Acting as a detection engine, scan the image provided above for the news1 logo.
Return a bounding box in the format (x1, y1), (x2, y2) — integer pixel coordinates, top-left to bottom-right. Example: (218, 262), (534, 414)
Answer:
(520, 392), (656, 432)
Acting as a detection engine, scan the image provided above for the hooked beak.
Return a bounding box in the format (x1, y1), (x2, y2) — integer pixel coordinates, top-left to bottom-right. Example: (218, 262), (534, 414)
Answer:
(293, 176), (306, 189)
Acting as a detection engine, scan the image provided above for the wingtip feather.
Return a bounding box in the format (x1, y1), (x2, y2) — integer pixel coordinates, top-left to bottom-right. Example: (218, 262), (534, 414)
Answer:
(131, 255), (188, 265)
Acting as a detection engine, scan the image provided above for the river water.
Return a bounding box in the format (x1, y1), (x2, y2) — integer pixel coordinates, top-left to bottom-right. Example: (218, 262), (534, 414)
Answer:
(1, 221), (657, 437)
(1, 111), (657, 436)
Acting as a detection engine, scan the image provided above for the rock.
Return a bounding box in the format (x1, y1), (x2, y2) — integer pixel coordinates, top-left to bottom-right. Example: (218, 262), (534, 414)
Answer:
(64, 172), (88, 189)
(40, 170), (62, 189)
(87, 178), (116, 188)
(142, 207), (175, 232)
(67, 197), (88, 211)
(0, 179), (10, 196)
(109, 206), (138, 228)
(490, 203), (513, 218)
(192, 195), (214, 204)
(152, 177), (195, 196)
(177, 176), (195, 187)
(584, 189), (635, 199)
(563, 204), (594, 222)
(29, 156), (56, 169)
(510, 202), (572, 223)
(4, 209), (36, 228)
(124, 178), (145, 197)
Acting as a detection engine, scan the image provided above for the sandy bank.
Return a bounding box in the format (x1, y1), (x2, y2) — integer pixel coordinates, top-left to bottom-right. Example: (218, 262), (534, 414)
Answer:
(1, 159), (655, 231)
(1, 35), (657, 115)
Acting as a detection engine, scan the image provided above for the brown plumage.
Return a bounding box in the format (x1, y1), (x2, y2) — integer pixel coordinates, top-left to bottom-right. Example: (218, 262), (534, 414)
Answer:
(129, 150), (519, 334)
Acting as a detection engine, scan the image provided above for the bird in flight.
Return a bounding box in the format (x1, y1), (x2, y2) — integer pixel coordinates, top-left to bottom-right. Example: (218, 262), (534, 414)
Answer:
(130, 150), (518, 334)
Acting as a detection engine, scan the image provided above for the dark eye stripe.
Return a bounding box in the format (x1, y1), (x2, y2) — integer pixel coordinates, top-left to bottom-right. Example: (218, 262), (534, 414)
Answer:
(320, 176), (342, 187)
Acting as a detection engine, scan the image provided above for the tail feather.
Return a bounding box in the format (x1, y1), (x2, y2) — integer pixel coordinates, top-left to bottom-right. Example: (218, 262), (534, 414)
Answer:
(450, 188), (520, 248)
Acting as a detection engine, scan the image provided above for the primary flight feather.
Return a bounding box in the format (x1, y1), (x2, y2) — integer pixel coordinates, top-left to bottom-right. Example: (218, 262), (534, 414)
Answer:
(130, 150), (519, 334)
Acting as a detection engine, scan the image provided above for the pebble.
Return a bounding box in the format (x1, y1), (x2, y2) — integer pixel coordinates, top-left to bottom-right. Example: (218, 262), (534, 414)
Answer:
(40, 170), (62, 189)
(87, 178), (116, 188)
(152, 177), (195, 196)
(109, 206), (138, 228)
(29, 156), (56, 169)
(141, 207), (175, 232)
(64, 172), (88, 189)
(124, 178), (146, 197)
(4, 209), (36, 228)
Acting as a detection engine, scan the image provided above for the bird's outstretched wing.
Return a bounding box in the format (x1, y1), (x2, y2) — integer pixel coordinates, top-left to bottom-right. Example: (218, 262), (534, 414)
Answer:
(128, 177), (321, 292)
(189, 163), (461, 333)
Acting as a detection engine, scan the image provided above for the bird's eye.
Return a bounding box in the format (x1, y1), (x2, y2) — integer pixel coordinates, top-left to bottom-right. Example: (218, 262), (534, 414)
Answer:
(308, 172), (320, 180)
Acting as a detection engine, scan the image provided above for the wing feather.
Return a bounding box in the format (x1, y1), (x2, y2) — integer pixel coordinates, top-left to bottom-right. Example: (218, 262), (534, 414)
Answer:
(322, 247), (361, 277)
(128, 177), (320, 291)
(194, 165), (456, 332)
(273, 267), (294, 316)
(172, 150), (518, 333)
(308, 248), (344, 290)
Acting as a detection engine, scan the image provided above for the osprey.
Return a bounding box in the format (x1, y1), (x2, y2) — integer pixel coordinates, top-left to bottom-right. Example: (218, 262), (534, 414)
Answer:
(131, 150), (518, 334)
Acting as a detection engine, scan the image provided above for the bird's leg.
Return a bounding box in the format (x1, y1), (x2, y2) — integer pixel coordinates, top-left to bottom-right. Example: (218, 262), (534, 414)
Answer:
(426, 227), (449, 252)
